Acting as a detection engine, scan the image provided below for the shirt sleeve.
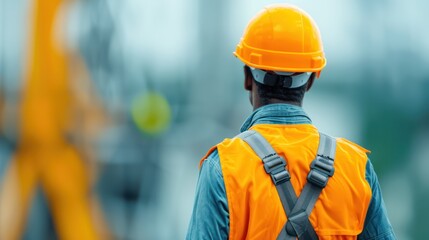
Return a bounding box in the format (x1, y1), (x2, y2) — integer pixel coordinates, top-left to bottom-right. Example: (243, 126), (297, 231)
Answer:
(185, 149), (230, 240)
(358, 159), (397, 240)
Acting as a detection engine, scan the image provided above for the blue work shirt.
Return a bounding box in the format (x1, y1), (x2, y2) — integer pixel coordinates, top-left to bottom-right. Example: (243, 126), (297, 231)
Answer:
(186, 104), (396, 240)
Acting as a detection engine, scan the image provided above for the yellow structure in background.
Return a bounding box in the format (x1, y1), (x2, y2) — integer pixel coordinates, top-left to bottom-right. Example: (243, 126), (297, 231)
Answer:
(0, 0), (102, 239)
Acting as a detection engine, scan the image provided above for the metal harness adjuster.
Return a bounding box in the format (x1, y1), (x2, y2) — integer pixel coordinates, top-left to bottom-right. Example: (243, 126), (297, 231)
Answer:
(263, 154), (290, 185)
(307, 155), (334, 188)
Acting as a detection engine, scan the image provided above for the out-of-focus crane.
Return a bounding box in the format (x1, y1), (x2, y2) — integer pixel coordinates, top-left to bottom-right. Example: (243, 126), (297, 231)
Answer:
(0, 0), (107, 239)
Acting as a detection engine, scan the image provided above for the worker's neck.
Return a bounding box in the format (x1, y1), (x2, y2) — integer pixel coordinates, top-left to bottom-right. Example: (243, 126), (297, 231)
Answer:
(253, 98), (302, 110)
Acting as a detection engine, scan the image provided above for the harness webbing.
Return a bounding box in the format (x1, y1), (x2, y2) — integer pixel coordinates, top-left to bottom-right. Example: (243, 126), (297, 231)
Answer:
(237, 130), (336, 240)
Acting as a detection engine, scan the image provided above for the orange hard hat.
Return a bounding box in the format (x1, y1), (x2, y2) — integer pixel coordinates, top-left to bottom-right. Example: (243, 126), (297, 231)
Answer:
(234, 4), (326, 78)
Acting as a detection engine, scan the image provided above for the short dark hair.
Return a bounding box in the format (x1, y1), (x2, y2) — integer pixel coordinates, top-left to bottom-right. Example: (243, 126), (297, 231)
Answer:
(245, 66), (310, 105)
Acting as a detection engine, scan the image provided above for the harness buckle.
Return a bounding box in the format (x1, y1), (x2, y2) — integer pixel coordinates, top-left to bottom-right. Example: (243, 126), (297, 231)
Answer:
(263, 154), (290, 185)
(307, 156), (335, 188)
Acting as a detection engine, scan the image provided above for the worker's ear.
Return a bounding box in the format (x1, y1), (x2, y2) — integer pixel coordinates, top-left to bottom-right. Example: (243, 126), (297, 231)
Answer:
(244, 66), (253, 91)
(306, 73), (316, 91)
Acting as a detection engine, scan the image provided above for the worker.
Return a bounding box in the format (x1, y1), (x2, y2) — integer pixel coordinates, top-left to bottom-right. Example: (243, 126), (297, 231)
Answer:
(186, 4), (396, 240)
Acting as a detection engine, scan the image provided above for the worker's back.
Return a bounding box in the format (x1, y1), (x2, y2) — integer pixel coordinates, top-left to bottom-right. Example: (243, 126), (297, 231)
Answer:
(201, 123), (371, 239)
(187, 4), (395, 240)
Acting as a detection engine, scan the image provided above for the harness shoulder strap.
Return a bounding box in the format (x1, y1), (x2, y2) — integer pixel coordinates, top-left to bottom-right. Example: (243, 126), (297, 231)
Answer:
(236, 130), (297, 215)
(237, 130), (336, 240)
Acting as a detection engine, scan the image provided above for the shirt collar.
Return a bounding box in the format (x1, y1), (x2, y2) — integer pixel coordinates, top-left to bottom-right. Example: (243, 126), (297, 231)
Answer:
(240, 103), (312, 132)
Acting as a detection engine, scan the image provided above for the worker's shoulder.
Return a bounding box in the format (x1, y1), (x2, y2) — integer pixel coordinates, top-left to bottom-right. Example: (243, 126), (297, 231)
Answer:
(217, 135), (245, 147)
(335, 137), (370, 159)
(199, 145), (218, 168)
(198, 135), (239, 165)
(199, 136), (248, 164)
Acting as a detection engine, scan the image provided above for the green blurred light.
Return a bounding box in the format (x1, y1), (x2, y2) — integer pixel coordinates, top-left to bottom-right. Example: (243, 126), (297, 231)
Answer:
(131, 92), (171, 135)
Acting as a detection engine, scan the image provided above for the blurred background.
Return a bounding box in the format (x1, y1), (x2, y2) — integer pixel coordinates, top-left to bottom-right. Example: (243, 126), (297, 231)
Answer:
(0, 0), (428, 239)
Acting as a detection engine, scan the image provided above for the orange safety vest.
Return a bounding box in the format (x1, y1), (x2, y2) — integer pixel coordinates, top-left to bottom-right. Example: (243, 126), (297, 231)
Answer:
(200, 124), (372, 240)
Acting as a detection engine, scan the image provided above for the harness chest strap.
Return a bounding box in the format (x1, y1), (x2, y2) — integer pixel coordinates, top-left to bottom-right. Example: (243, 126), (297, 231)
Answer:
(237, 130), (336, 240)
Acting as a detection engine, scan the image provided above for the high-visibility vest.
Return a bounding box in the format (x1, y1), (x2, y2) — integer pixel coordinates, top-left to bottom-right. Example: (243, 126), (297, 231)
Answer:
(201, 124), (372, 239)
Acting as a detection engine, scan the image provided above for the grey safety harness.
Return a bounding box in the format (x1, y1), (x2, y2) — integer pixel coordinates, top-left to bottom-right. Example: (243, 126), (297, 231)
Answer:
(237, 130), (337, 240)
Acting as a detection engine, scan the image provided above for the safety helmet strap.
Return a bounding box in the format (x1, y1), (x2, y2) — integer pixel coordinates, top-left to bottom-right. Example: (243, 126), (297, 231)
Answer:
(249, 67), (312, 89)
